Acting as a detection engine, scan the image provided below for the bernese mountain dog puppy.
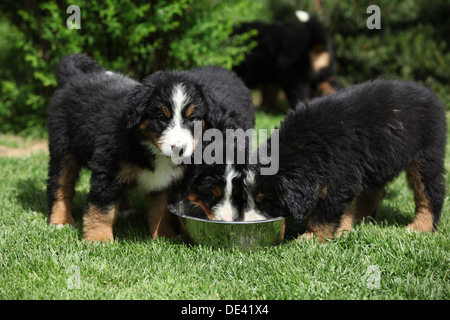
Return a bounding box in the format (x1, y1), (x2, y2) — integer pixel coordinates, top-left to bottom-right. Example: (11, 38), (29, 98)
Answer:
(177, 70), (255, 221)
(185, 164), (246, 221)
(47, 54), (253, 242)
(232, 11), (339, 110)
(242, 80), (447, 242)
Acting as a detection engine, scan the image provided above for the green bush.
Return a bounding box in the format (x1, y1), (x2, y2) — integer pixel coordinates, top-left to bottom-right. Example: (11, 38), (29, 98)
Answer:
(1, 0), (449, 136)
(267, 0), (450, 109)
(0, 0), (263, 136)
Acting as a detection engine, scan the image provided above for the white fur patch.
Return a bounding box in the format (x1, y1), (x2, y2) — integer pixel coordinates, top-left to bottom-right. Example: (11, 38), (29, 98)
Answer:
(243, 209), (267, 221)
(137, 152), (184, 193)
(171, 84), (187, 121)
(54, 223), (75, 229)
(243, 169), (256, 186)
(213, 165), (239, 221)
(295, 10), (310, 22)
(159, 84), (194, 160)
(242, 170), (268, 221)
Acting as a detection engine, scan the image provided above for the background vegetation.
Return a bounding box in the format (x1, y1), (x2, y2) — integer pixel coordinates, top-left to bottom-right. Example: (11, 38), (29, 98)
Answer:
(0, 0), (449, 136)
(0, 0), (263, 136)
(270, 0), (450, 106)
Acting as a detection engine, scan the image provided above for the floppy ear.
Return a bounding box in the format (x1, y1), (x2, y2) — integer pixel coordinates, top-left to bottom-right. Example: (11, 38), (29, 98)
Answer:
(282, 189), (306, 222)
(126, 83), (154, 130)
(180, 164), (203, 194)
(196, 84), (219, 129)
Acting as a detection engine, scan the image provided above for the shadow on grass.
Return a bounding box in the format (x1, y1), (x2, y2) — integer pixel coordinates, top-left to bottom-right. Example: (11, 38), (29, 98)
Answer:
(375, 186), (415, 227)
(15, 178), (153, 242)
(282, 189), (415, 241)
(373, 206), (413, 228)
(15, 176), (417, 245)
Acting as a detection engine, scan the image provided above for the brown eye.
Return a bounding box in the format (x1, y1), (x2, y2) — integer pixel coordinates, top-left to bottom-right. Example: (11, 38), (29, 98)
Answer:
(213, 186), (223, 197)
(255, 193), (265, 203)
(242, 192), (247, 200)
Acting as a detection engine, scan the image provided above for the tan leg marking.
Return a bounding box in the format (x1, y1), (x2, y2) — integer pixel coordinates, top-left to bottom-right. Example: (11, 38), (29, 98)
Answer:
(301, 202), (355, 242)
(83, 203), (119, 242)
(317, 81), (337, 95)
(406, 166), (434, 232)
(49, 155), (79, 227)
(335, 203), (355, 239)
(300, 220), (336, 243)
(147, 192), (179, 238)
(309, 45), (331, 72)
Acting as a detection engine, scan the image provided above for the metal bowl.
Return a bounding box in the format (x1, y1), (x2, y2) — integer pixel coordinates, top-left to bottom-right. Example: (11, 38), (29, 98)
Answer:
(168, 200), (286, 250)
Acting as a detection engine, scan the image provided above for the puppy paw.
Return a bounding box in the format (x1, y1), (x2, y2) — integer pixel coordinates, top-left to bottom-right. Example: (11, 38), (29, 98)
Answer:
(298, 232), (315, 241)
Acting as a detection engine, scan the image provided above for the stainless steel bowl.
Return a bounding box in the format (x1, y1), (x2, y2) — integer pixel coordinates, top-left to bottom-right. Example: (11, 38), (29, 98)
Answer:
(168, 200), (286, 250)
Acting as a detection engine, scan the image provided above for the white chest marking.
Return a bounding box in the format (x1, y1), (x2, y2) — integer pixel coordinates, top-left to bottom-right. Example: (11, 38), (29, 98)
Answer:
(137, 155), (184, 193)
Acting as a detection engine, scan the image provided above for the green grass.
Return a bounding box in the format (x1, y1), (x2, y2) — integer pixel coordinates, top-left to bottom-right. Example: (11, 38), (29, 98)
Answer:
(0, 112), (449, 300)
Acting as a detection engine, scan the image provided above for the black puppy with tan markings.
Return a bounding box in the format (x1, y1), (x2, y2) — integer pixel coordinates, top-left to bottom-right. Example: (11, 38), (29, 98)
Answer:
(46, 53), (252, 242)
(242, 80), (447, 242)
(232, 11), (339, 109)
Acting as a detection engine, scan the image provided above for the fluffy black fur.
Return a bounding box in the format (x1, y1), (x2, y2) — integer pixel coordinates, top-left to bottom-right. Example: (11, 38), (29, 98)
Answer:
(232, 17), (339, 109)
(243, 80), (447, 238)
(47, 54), (254, 241)
(183, 163), (247, 220)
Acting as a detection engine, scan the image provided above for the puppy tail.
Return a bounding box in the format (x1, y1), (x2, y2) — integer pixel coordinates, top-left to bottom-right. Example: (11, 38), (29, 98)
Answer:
(56, 53), (105, 87)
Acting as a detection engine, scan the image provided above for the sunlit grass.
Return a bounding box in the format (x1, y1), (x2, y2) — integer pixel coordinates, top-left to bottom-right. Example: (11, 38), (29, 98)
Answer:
(0, 112), (448, 300)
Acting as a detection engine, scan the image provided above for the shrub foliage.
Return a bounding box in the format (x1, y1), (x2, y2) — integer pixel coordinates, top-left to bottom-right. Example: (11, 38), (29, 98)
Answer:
(0, 0), (261, 135)
(0, 0), (449, 135)
(268, 0), (450, 108)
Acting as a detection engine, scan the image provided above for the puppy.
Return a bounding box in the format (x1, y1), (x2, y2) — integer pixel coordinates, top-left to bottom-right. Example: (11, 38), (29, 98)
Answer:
(242, 80), (447, 241)
(179, 68), (255, 221)
(47, 54), (248, 241)
(186, 164), (246, 221)
(232, 11), (339, 109)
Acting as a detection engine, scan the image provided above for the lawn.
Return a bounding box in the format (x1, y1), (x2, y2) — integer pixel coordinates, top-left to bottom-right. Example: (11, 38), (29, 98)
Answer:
(0, 110), (448, 300)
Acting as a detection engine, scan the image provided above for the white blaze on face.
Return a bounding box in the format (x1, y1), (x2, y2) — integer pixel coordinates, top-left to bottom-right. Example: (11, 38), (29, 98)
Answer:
(213, 164), (239, 222)
(242, 170), (267, 221)
(160, 84), (194, 161)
